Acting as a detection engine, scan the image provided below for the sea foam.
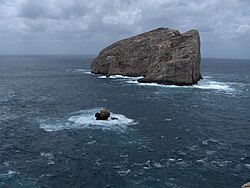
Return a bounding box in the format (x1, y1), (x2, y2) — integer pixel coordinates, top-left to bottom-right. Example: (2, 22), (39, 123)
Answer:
(132, 77), (236, 92)
(40, 108), (137, 132)
(67, 69), (92, 74)
(98, 74), (238, 92)
(98, 74), (143, 80)
(0, 170), (17, 179)
(71, 69), (241, 92)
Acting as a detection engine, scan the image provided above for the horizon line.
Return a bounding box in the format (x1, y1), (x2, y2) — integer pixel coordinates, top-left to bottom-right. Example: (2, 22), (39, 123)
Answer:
(0, 54), (249, 61)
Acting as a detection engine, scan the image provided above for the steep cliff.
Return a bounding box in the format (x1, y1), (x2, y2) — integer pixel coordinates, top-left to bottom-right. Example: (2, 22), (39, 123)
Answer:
(91, 27), (202, 85)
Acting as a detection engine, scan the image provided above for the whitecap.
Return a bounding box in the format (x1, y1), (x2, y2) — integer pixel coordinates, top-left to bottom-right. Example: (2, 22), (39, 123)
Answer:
(40, 152), (54, 160)
(40, 152), (55, 165)
(206, 150), (216, 155)
(152, 161), (164, 168)
(202, 138), (224, 146)
(47, 161), (55, 165)
(193, 79), (235, 91)
(165, 118), (172, 121)
(40, 108), (137, 132)
(3, 161), (10, 166)
(168, 158), (175, 162)
(117, 169), (131, 176)
(125, 75), (239, 92)
(196, 158), (206, 164)
(142, 79), (234, 91)
(165, 181), (178, 188)
(86, 140), (97, 145)
(95, 72), (243, 93)
(0, 170), (17, 179)
(211, 160), (232, 167)
(98, 75), (108, 79)
(245, 164), (250, 169)
(98, 74), (143, 80)
(189, 145), (198, 151)
(67, 69), (92, 74)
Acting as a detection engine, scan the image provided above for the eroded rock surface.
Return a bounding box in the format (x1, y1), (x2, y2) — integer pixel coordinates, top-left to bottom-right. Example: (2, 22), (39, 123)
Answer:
(95, 109), (110, 120)
(91, 27), (202, 85)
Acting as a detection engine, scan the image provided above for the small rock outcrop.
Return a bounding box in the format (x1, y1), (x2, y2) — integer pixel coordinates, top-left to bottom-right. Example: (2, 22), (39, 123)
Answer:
(95, 109), (110, 120)
(91, 27), (202, 86)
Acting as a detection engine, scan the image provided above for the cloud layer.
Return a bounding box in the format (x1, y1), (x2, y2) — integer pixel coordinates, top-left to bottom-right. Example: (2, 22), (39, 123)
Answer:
(0, 0), (249, 58)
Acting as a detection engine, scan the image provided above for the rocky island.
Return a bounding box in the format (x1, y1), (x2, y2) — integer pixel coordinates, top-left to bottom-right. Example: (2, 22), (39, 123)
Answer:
(91, 27), (202, 86)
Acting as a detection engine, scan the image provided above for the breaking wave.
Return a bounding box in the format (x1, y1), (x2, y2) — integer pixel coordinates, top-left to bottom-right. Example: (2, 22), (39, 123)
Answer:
(97, 74), (241, 92)
(131, 77), (237, 92)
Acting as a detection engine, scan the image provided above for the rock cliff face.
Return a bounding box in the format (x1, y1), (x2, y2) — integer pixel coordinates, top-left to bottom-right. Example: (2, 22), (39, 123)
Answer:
(91, 27), (202, 85)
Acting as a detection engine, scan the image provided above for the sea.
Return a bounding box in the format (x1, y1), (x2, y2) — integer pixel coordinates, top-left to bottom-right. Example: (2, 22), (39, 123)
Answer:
(0, 55), (249, 188)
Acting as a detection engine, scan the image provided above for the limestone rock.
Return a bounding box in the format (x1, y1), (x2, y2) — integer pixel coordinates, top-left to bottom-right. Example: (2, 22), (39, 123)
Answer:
(91, 27), (202, 86)
(95, 109), (110, 120)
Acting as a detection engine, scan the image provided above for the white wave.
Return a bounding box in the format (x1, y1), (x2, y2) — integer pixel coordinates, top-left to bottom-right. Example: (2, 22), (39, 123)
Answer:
(168, 158), (175, 162)
(117, 169), (131, 176)
(211, 160), (232, 167)
(125, 76), (238, 92)
(245, 164), (250, 169)
(67, 69), (92, 74)
(40, 108), (137, 132)
(152, 161), (165, 168)
(126, 80), (190, 88)
(40, 152), (55, 165)
(202, 138), (223, 146)
(90, 71), (242, 92)
(193, 79), (235, 91)
(0, 170), (17, 179)
(206, 150), (216, 155)
(98, 74), (143, 80)
(40, 152), (54, 160)
(164, 118), (172, 121)
(98, 75), (108, 79)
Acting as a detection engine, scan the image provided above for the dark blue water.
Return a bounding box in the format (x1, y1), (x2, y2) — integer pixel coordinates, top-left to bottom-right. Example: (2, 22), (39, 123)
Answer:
(0, 55), (249, 188)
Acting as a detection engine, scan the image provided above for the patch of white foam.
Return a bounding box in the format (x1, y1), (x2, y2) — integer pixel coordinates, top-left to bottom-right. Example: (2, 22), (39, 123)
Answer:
(125, 76), (238, 92)
(245, 164), (250, 169)
(117, 169), (131, 176)
(40, 152), (55, 165)
(98, 75), (108, 79)
(40, 152), (54, 160)
(206, 150), (216, 155)
(193, 79), (234, 91)
(96, 73), (243, 93)
(0, 170), (17, 179)
(168, 158), (175, 162)
(68, 69), (92, 74)
(202, 138), (223, 146)
(98, 74), (143, 80)
(40, 108), (137, 132)
(152, 161), (165, 168)
(164, 118), (172, 121)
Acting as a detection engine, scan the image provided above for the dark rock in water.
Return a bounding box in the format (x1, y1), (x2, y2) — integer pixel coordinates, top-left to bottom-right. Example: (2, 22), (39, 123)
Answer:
(91, 27), (202, 86)
(111, 117), (118, 120)
(95, 112), (102, 120)
(95, 109), (110, 120)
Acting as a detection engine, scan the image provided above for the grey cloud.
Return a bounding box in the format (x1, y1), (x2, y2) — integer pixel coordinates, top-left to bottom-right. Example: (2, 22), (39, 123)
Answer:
(0, 0), (250, 58)
(18, 0), (89, 19)
(18, 0), (49, 19)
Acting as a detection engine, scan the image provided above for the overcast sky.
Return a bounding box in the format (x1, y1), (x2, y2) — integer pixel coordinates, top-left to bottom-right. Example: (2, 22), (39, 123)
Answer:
(0, 0), (249, 58)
